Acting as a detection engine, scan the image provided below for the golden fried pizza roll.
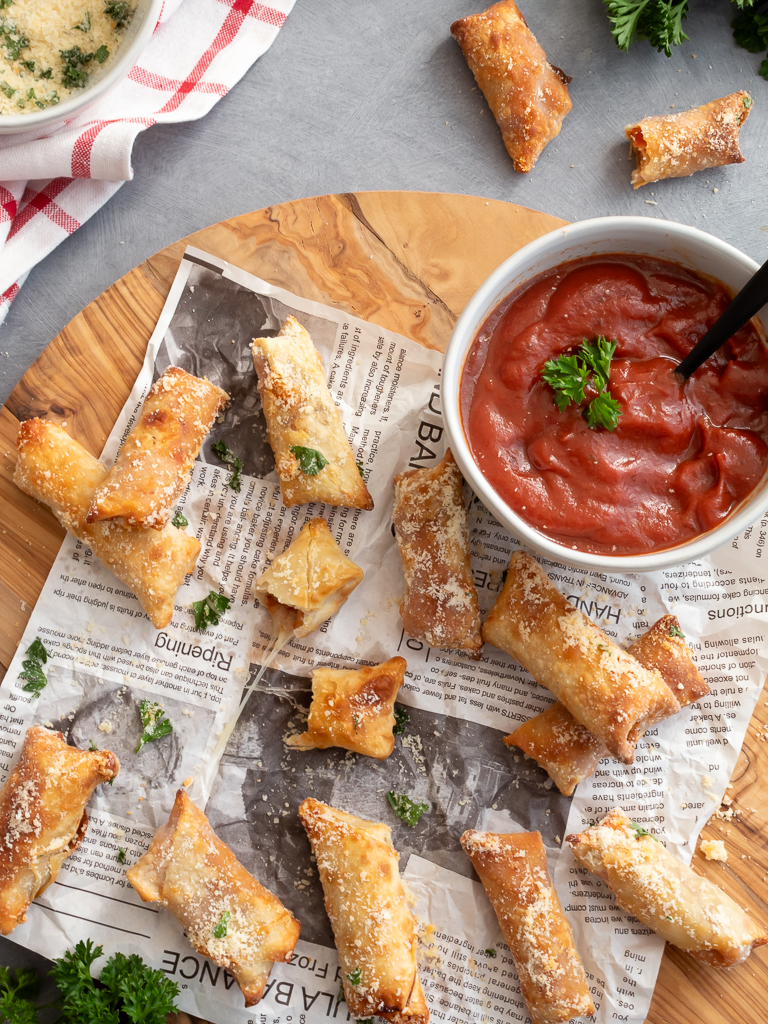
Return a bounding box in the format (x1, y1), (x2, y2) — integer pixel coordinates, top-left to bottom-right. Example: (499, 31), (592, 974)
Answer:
(298, 798), (428, 1024)
(255, 517), (363, 640)
(628, 614), (709, 708)
(483, 552), (679, 763)
(287, 657), (406, 759)
(14, 419), (200, 629)
(625, 91), (752, 188)
(450, 0), (572, 173)
(567, 808), (768, 968)
(86, 367), (228, 529)
(252, 316), (373, 510)
(0, 726), (119, 935)
(393, 449), (482, 658)
(128, 789), (300, 1006)
(461, 830), (593, 1024)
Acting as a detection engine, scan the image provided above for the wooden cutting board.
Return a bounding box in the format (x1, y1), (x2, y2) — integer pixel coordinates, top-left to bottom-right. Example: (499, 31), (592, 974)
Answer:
(0, 191), (765, 1024)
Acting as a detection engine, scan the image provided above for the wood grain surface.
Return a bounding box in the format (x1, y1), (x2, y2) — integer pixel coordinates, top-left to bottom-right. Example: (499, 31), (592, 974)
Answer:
(1, 192), (766, 1024)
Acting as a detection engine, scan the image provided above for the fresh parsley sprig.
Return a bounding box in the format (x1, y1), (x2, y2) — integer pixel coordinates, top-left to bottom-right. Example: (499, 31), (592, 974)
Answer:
(171, 511), (188, 528)
(193, 590), (230, 631)
(135, 700), (173, 753)
(212, 440), (243, 491)
(19, 637), (49, 697)
(628, 820), (659, 841)
(386, 790), (428, 827)
(0, 965), (38, 1024)
(541, 337), (622, 431)
(669, 622), (685, 639)
(393, 706), (410, 736)
(290, 444), (329, 476)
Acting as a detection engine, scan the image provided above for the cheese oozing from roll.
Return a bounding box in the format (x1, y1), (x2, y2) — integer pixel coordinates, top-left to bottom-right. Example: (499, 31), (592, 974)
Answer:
(567, 808), (768, 968)
(0, 726), (119, 935)
(127, 789), (300, 1006)
(461, 829), (594, 1024)
(483, 551), (680, 763)
(14, 419), (200, 629)
(86, 366), (228, 529)
(252, 316), (373, 510)
(298, 798), (429, 1024)
(393, 449), (482, 658)
(286, 657), (407, 759)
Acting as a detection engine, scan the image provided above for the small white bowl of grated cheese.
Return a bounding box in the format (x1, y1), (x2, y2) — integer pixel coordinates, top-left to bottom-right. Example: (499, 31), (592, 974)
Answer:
(0, 0), (163, 133)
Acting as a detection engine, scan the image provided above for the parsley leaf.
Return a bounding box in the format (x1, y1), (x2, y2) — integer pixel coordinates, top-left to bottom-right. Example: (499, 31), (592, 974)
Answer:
(117, 847), (127, 864)
(19, 637), (49, 697)
(669, 622), (685, 639)
(135, 700), (173, 753)
(171, 511), (188, 528)
(60, 46), (93, 88)
(39, 67), (52, 78)
(484, 948), (497, 958)
(761, 56), (768, 79)
(211, 440), (243, 491)
(347, 968), (362, 986)
(356, 460), (365, 477)
(386, 790), (428, 827)
(192, 590), (230, 631)
(0, 966), (38, 1024)
(0, 18), (28, 61)
(541, 353), (589, 411)
(604, 0), (689, 57)
(542, 336), (622, 430)
(580, 337), (616, 391)
(290, 444), (329, 476)
(393, 706), (410, 736)
(212, 911), (230, 938)
(94, 43), (109, 63)
(0, 80), (14, 97)
(585, 390), (622, 432)
(104, 0), (130, 27)
(73, 12), (91, 32)
(733, 5), (768, 52)
(628, 820), (658, 841)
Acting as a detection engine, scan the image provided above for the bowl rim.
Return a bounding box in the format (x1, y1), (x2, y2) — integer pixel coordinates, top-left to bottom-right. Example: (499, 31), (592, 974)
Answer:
(443, 214), (767, 573)
(0, 0), (164, 133)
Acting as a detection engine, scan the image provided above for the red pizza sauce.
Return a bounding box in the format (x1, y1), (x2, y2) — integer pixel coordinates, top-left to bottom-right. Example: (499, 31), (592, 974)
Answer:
(461, 255), (768, 555)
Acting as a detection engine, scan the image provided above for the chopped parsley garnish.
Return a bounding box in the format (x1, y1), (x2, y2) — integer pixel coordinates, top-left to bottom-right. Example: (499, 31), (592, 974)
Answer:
(0, 19), (28, 61)
(0, 0), (14, 9)
(337, 979), (345, 1004)
(20, 58), (33, 70)
(628, 820), (658, 841)
(60, 46), (93, 88)
(356, 460), (365, 477)
(19, 637), (49, 697)
(386, 790), (428, 827)
(290, 444), (329, 476)
(393, 706), (410, 736)
(193, 590), (230, 631)
(171, 511), (188, 528)
(353, 714), (359, 733)
(73, 12), (91, 32)
(212, 911), (230, 938)
(135, 700), (173, 753)
(484, 948), (497, 958)
(39, 67), (53, 78)
(211, 440), (243, 491)
(117, 847), (127, 864)
(346, 968), (362, 986)
(669, 623), (685, 640)
(104, 0), (130, 27)
(94, 43), (109, 62)
(0, 80), (14, 98)
(88, 739), (97, 751)
(542, 337), (622, 431)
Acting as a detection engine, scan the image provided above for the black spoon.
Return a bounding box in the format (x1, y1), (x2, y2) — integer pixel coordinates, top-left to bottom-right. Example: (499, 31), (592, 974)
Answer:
(675, 256), (768, 379)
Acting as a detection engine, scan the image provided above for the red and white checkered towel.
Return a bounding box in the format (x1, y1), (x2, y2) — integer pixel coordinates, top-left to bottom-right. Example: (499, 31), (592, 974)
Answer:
(0, 0), (294, 322)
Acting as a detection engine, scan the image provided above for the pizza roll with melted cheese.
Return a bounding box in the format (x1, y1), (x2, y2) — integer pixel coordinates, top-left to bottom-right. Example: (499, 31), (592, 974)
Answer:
(483, 552), (679, 763)
(567, 808), (768, 967)
(298, 798), (428, 1024)
(255, 517), (363, 640)
(393, 449), (482, 658)
(625, 91), (752, 188)
(450, 0), (572, 173)
(127, 789), (300, 1006)
(461, 830), (594, 1024)
(14, 419), (200, 629)
(252, 317), (373, 510)
(86, 367), (228, 529)
(287, 657), (406, 759)
(506, 614), (708, 795)
(0, 726), (119, 935)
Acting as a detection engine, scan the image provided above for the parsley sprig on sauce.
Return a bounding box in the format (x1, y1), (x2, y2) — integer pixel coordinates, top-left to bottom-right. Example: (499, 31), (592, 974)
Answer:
(541, 336), (623, 431)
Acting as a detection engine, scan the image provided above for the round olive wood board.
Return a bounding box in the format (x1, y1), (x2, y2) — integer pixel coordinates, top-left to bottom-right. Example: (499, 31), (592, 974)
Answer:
(0, 192), (765, 1024)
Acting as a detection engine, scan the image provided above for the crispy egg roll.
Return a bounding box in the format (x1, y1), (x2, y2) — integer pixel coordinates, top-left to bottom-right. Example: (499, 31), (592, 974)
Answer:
(567, 808), (768, 967)
(450, 0), (572, 173)
(483, 552), (679, 763)
(393, 449), (482, 659)
(14, 419), (200, 629)
(287, 657), (406, 759)
(86, 367), (228, 529)
(255, 517), (363, 639)
(128, 789), (300, 1006)
(461, 830), (594, 1024)
(625, 91), (752, 188)
(298, 798), (428, 1024)
(0, 726), (119, 935)
(506, 614), (709, 795)
(251, 316), (373, 510)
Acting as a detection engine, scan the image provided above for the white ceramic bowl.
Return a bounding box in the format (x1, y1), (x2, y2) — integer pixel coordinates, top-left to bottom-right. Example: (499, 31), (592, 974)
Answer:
(0, 0), (163, 135)
(443, 215), (768, 573)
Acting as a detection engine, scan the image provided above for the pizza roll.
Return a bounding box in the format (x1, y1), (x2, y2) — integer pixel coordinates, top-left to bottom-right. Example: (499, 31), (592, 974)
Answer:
(14, 419), (200, 629)
(251, 316), (373, 510)
(625, 91), (752, 188)
(450, 0), (572, 173)
(287, 657), (406, 759)
(461, 830), (594, 1024)
(393, 449), (482, 658)
(505, 614), (708, 794)
(483, 552), (679, 763)
(567, 808), (768, 968)
(0, 726), (119, 935)
(255, 517), (363, 640)
(298, 798), (428, 1024)
(127, 789), (300, 1006)
(86, 367), (228, 529)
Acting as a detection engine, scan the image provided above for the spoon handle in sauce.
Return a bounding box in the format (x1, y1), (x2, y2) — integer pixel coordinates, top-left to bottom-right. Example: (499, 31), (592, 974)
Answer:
(675, 255), (768, 379)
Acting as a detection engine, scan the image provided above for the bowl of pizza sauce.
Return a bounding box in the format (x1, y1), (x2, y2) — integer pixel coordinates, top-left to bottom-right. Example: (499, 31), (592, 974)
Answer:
(443, 216), (768, 572)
